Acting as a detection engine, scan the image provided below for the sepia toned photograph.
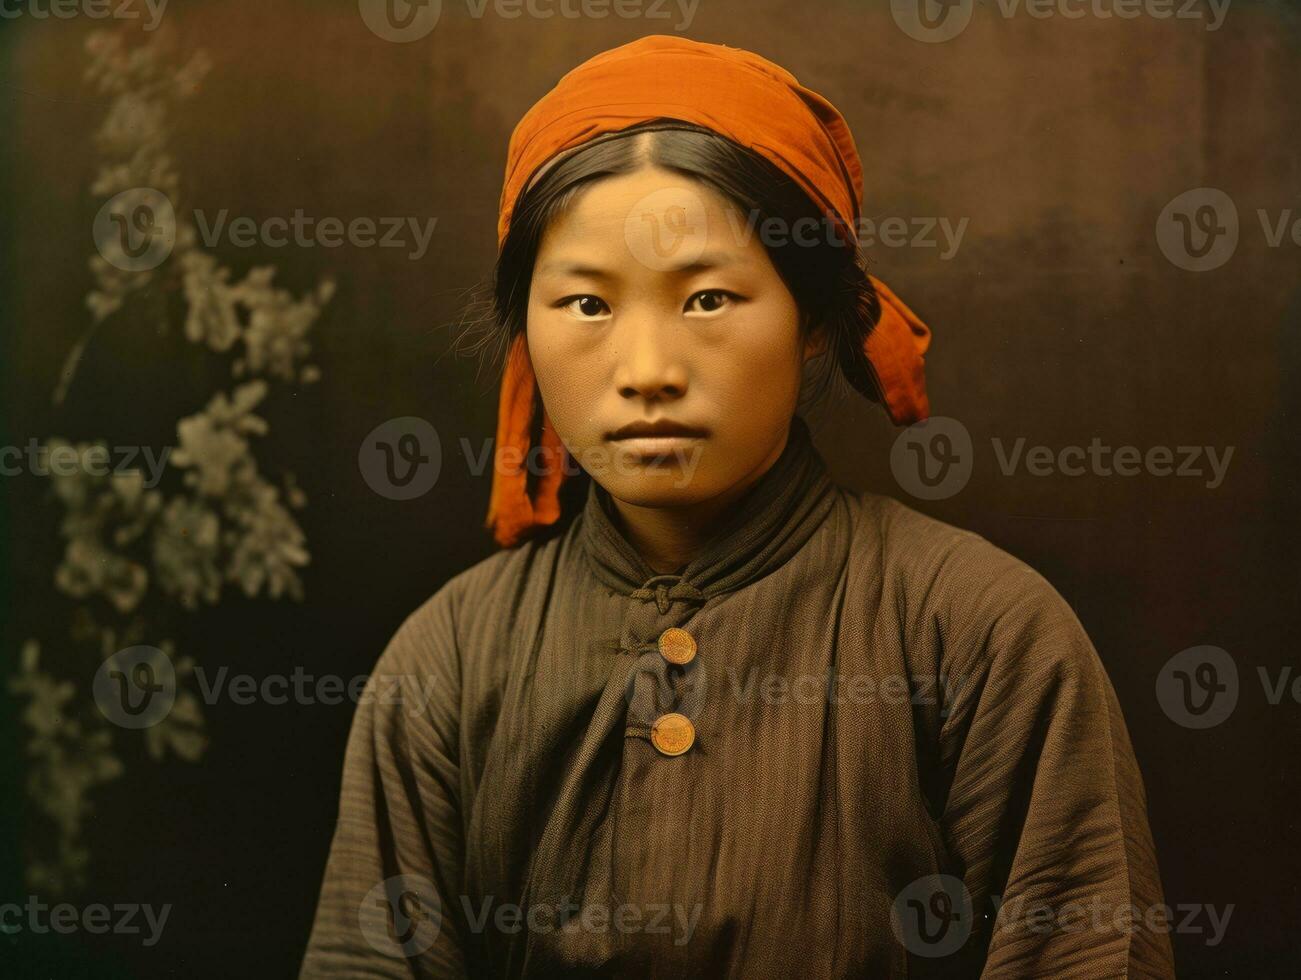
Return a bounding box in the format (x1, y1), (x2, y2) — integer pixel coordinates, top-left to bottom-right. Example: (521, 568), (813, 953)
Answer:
(1, 1), (1297, 976)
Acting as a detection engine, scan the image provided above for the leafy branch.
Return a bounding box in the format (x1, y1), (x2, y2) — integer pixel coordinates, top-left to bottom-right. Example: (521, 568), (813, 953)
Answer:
(8, 25), (335, 896)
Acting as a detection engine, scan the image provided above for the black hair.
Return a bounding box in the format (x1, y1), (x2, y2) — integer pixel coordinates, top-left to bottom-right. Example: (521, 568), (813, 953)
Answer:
(456, 120), (886, 415)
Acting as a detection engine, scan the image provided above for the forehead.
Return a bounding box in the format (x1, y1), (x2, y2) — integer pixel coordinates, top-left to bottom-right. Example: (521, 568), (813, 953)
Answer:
(534, 166), (763, 273)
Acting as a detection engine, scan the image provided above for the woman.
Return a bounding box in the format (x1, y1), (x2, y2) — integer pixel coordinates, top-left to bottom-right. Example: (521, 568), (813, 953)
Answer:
(301, 36), (1173, 978)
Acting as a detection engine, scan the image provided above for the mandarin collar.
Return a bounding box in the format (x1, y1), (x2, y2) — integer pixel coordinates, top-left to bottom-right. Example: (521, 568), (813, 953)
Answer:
(579, 414), (836, 604)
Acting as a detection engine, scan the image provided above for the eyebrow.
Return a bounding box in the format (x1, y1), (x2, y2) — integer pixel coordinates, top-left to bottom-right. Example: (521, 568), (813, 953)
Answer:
(535, 250), (744, 278)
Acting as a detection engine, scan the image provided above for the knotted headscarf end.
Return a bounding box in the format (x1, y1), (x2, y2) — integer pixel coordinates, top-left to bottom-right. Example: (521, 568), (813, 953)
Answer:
(483, 335), (568, 547)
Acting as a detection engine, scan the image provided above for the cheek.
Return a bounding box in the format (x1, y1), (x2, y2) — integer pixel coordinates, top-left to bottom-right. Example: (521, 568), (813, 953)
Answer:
(525, 301), (570, 383)
(724, 312), (805, 397)
(525, 314), (598, 429)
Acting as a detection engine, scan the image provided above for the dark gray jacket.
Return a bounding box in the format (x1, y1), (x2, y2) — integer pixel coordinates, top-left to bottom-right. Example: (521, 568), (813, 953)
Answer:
(300, 415), (1172, 978)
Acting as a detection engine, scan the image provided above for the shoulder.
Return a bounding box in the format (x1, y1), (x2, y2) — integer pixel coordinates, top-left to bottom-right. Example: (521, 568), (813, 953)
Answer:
(375, 531), (567, 676)
(844, 488), (1051, 604)
(842, 488), (1095, 677)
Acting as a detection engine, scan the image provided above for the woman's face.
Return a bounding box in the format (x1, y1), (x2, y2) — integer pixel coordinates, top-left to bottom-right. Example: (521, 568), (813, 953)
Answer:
(526, 165), (824, 510)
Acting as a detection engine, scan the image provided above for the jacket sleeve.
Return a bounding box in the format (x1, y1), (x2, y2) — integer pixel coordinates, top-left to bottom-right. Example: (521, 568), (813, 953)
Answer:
(299, 585), (469, 978)
(928, 538), (1175, 978)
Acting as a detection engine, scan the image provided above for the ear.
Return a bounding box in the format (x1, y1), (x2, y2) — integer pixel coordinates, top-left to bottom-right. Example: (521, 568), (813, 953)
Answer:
(802, 317), (829, 361)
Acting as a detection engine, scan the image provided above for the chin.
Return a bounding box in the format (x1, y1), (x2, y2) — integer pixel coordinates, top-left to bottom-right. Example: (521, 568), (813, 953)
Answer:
(596, 470), (721, 509)
(576, 435), (718, 503)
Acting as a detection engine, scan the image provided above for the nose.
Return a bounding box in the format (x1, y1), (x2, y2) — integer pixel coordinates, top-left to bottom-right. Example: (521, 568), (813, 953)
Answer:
(612, 313), (688, 403)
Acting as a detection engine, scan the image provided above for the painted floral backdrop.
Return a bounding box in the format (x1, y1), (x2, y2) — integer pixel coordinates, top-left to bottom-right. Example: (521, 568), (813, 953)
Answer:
(7, 26), (335, 897)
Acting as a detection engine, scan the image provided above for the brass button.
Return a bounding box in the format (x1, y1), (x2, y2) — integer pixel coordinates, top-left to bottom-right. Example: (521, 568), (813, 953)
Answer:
(657, 627), (697, 666)
(651, 712), (695, 756)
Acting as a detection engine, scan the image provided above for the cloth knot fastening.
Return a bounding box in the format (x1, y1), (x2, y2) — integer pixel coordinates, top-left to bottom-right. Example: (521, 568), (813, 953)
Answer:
(630, 575), (706, 614)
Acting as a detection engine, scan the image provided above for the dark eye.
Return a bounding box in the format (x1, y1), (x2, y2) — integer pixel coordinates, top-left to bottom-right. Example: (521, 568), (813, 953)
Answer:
(686, 290), (735, 314)
(560, 295), (610, 318)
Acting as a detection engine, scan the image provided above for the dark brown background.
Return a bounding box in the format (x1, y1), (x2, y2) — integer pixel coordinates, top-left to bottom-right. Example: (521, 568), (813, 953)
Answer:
(2, 0), (1297, 975)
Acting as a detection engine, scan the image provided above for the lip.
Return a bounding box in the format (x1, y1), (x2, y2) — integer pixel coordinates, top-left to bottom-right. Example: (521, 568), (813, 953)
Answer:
(607, 419), (710, 441)
(610, 434), (707, 457)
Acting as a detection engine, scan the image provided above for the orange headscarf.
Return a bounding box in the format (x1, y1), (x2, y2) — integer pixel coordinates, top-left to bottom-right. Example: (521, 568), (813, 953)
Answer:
(485, 35), (932, 548)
